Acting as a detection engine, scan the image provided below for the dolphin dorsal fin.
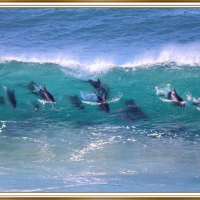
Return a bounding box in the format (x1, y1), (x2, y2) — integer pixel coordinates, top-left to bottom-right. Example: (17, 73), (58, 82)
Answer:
(173, 88), (177, 94)
(43, 85), (47, 91)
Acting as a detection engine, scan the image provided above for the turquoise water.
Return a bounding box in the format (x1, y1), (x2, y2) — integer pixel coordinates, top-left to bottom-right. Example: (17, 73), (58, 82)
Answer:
(0, 8), (200, 192)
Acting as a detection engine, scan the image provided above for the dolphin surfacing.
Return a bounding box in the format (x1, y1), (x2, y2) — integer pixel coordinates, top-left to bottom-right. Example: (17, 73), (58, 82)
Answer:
(39, 85), (55, 104)
(88, 78), (108, 100)
(88, 78), (110, 113)
(168, 88), (185, 107)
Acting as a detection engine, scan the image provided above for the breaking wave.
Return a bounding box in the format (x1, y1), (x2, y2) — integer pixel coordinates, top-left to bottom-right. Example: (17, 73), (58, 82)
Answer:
(1, 42), (200, 74)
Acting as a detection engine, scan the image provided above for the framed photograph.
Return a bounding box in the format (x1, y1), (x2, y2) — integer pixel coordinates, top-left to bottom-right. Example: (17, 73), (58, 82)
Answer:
(0, 2), (200, 199)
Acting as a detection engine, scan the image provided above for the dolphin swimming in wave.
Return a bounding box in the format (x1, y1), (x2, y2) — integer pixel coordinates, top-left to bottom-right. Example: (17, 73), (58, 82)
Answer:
(67, 95), (84, 109)
(156, 86), (185, 107)
(39, 85), (55, 104)
(97, 96), (110, 113)
(6, 88), (17, 108)
(87, 78), (110, 113)
(111, 99), (148, 122)
(24, 82), (55, 104)
(123, 99), (148, 119)
(88, 78), (108, 100)
(168, 88), (185, 107)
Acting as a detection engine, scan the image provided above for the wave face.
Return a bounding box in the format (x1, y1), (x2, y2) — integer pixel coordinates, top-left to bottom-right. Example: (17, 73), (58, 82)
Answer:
(1, 8), (200, 192)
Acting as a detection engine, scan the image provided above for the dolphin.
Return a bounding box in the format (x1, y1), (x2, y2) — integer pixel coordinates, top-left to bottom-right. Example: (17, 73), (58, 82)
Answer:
(110, 99), (147, 122)
(67, 95), (84, 109)
(6, 88), (17, 108)
(88, 78), (108, 100)
(97, 96), (110, 113)
(124, 99), (148, 119)
(39, 85), (55, 104)
(168, 88), (185, 107)
(88, 78), (101, 89)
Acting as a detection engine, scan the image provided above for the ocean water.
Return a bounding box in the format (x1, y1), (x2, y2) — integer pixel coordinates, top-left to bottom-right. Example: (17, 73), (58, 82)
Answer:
(0, 8), (200, 192)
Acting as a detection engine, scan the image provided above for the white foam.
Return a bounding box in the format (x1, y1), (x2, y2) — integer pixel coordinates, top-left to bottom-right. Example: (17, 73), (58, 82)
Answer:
(38, 99), (56, 105)
(186, 92), (200, 105)
(186, 93), (193, 101)
(82, 100), (100, 106)
(2, 42), (200, 74)
(193, 98), (200, 104)
(120, 170), (137, 175)
(159, 97), (173, 102)
(123, 42), (200, 68)
(0, 121), (7, 133)
(0, 53), (114, 75)
(107, 92), (123, 103)
(85, 59), (114, 73)
(70, 136), (120, 161)
(81, 91), (123, 105)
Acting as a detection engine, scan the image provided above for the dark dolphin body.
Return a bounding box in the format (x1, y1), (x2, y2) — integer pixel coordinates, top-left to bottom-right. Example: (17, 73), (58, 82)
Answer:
(111, 99), (148, 122)
(24, 82), (55, 104)
(97, 96), (110, 113)
(39, 85), (55, 104)
(88, 79), (101, 89)
(67, 95), (84, 109)
(88, 78), (108, 100)
(6, 88), (17, 108)
(168, 88), (185, 107)
(88, 78), (110, 113)
(124, 99), (148, 119)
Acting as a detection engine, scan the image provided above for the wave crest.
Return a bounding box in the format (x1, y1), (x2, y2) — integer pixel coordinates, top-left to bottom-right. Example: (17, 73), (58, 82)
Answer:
(123, 43), (200, 68)
(1, 43), (200, 73)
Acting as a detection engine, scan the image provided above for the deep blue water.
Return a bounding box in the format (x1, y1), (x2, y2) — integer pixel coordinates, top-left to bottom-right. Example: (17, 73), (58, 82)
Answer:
(0, 8), (200, 192)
